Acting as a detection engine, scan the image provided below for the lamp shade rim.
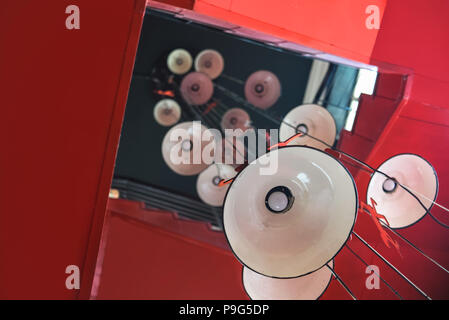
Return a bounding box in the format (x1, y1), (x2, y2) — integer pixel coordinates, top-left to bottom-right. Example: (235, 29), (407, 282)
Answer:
(241, 261), (334, 300)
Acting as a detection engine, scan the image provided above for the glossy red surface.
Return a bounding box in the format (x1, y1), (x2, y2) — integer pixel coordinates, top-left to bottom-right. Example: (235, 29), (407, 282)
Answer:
(0, 0), (146, 299)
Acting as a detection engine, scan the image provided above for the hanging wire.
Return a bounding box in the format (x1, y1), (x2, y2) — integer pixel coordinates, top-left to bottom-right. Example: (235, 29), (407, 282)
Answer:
(325, 264), (357, 300)
(345, 245), (403, 300)
(352, 232), (431, 300)
(361, 207), (449, 275)
(219, 73), (246, 85)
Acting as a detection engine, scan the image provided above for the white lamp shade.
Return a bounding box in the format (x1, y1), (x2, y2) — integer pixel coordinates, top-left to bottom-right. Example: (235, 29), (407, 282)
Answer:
(154, 99), (181, 126)
(243, 260), (334, 300)
(244, 70), (281, 109)
(161, 121), (212, 175)
(279, 104), (336, 150)
(167, 48), (192, 75)
(197, 164), (237, 206)
(180, 72), (214, 105)
(223, 146), (357, 278)
(366, 154), (438, 228)
(194, 49), (224, 79)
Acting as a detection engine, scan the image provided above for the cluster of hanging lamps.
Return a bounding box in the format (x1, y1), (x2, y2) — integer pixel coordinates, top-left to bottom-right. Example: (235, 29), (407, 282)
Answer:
(155, 47), (443, 301)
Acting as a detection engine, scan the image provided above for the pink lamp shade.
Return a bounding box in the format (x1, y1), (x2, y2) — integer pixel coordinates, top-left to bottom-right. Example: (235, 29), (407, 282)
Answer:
(366, 154), (438, 229)
(243, 260), (334, 300)
(180, 72), (214, 105)
(153, 99), (181, 127)
(196, 164), (237, 206)
(279, 104), (336, 150)
(221, 108), (251, 133)
(166, 48), (192, 75)
(244, 70), (281, 109)
(161, 121), (212, 175)
(194, 49), (224, 80)
(223, 146), (357, 278)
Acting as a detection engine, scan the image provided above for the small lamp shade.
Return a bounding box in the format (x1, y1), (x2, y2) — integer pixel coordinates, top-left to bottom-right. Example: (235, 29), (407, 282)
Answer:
(221, 108), (251, 133)
(167, 49), (192, 75)
(194, 49), (224, 79)
(154, 99), (181, 126)
(279, 104), (336, 150)
(367, 154), (438, 228)
(244, 70), (281, 109)
(161, 121), (212, 175)
(180, 72), (214, 105)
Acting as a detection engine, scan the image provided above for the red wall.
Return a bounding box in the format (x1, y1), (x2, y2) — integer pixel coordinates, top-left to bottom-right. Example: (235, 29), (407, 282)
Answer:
(0, 0), (146, 299)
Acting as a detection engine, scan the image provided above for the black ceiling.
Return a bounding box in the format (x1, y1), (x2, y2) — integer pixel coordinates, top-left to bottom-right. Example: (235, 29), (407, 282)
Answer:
(114, 10), (320, 200)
